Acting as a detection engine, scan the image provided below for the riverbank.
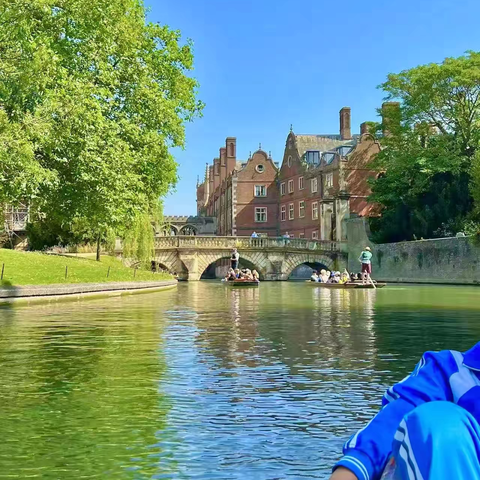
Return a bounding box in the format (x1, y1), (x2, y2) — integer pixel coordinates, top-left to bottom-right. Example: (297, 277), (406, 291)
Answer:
(0, 249), (172, 286)
(0, 280), (177, 306)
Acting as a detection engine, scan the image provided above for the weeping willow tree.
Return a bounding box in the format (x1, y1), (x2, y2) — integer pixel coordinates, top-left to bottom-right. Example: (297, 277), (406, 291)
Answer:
(122, 203), (163, 268)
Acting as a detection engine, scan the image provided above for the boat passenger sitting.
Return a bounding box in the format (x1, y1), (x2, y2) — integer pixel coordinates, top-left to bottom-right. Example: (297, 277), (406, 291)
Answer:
(331, 271), (341, 284)
(327, 271), (336, 284)
(234, 268), (241, 279)
(225, 268), (236, 281)
(330, 341), (480, 480)
(320, 269), (329, 283)
(252, 270), (259, 281)
(310, 271), (319, 282)
(339, 272), (349, 284)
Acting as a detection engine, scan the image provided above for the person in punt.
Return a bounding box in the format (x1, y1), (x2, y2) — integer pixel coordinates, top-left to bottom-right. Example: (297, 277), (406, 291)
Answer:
(330, 342), (480, 480)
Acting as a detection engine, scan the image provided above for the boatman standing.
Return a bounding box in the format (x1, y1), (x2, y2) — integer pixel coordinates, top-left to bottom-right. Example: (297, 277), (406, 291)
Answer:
(231, 248), (239, 270)
(359, 246), (373, 284)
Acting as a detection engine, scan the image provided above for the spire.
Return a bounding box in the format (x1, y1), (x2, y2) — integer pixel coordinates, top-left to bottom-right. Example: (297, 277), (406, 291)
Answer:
(249, 151), (252, 159)
(196, 175), (199, 187)
(204, 163), (210, 203)
(259, 142), (262, 150)
(268, 151), (272, 159)
(290, 124), (293, 133)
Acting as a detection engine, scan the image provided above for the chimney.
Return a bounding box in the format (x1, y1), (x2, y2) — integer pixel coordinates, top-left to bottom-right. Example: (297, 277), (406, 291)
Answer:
(360, 122), (369, 135)
(340, 107), (352, 140)
(381, 102), (401, 136)
(220, 147), (227, 182)
(226, 137), (237, 175)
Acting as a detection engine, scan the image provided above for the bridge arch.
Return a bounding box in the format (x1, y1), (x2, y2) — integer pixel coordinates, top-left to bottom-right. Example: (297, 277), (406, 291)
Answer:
(283, 253), (336, 279)
(155, 251), (189, 279)
(197, 251), (266, 280)
(179, 224), (197, 236)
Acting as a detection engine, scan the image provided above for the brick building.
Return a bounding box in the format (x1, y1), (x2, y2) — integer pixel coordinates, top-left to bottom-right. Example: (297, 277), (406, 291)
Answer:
(278, 107), (380, 241)
(196, 106), (381, 240)
(196, 138), (279, 236)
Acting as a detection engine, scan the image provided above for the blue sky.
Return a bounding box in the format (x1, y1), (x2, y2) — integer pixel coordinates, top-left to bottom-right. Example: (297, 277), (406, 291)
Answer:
(146, 0), (480, 216)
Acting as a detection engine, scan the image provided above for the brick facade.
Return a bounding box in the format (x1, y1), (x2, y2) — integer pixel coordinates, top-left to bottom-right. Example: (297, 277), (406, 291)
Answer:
(196, 107), (380, 240)
(196, 139), (279, 236)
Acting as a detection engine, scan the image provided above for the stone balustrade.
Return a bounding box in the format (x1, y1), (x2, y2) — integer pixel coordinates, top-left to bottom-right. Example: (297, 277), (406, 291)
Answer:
(154, 235), (346, 253)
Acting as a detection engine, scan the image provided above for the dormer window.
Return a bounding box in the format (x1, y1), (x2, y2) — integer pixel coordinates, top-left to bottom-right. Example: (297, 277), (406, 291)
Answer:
(305, 151), (320, 165)
(323, 152), (336, 165)
(338, 145), (354, 157)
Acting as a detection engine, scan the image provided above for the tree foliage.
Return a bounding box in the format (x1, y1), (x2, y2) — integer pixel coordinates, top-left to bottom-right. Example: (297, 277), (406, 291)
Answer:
(0, 0), (203, 255)
(369, 52), (480, 242)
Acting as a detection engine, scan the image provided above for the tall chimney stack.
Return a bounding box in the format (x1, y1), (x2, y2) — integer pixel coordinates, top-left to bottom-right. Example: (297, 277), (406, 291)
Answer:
(340, 107), (352, 140)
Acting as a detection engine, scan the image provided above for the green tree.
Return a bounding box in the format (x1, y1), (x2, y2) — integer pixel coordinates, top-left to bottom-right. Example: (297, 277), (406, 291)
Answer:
(0, 0), (203, 257)
(369, 52), (480, 242)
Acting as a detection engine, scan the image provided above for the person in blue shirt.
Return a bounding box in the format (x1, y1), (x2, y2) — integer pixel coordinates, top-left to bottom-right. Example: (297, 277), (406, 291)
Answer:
(330, 342), (480, 480)
(359, 247), (373, 284)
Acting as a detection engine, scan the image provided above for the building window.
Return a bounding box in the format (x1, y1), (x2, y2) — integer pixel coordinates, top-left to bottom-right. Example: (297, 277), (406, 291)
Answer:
(255, 185), (266, 197)
(255, 207), (267, 222)
(299, 233), (305, 238)
(305, 151), (320, 165)
(312, 202), (318, 220)
(311, 177), (318, 193)
(288, 203), (294, 220)
(312, 230), (318, 239)
(287, 155), (292, 167)
(280, 182), (286, 195)
(229, 142), (234, 157)
(281, 205), (286, 221)
(256, 164), (265, 173)
(299, 176), (304, 190)
(325, 172), (333, 188)
(288, 179), (294, 193)
(299, 200), (305, 218)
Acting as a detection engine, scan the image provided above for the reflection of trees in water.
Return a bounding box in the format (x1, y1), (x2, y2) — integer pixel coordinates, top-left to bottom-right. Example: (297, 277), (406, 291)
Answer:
(373, 304), (480, 382)
(0, 298), (173, 479)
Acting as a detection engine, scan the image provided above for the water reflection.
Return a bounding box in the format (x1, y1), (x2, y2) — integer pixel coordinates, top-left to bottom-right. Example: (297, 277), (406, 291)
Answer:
(1, 283), (480, 478)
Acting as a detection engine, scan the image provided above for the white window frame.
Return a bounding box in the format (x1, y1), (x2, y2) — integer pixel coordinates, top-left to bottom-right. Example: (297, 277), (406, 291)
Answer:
(288, 179), (294, 193)
(280, 182), (286, 196)
(312, 201), (318, 220)
(325, 172), (333, 188)
(255, 207), (267, 223)
(287, 155), (292, 167)
(299, 200), (305, 218)
(299, 233), (305, 238)
(288, 203), (294, 220)
(311, 177), (318, 193)
(299, 176), (305, 190)
(312, 230), (318, 239)
(254, 185), (266, 197)
(281, 205), (286, 221)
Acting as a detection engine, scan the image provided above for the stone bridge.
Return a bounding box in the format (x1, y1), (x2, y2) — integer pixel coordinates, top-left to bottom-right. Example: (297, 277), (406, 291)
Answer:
(148, 236), (347, 281)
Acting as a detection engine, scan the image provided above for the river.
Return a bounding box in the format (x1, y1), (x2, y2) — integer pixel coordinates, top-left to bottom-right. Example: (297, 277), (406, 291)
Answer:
(0, 282), (479, 479)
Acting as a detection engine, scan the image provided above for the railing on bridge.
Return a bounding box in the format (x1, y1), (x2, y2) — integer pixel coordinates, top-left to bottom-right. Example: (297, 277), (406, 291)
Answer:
(154, 235), (346, 252)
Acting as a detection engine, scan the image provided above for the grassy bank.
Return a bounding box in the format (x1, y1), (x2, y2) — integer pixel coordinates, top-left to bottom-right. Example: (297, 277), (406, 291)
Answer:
(0, 249), (172, 286)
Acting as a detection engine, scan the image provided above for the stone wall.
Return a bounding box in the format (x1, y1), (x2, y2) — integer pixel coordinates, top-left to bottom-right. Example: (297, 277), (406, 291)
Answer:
(346, 217), (480, 285)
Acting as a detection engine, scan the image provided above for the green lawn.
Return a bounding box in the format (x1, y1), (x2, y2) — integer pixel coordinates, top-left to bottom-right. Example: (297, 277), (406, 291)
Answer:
(0, 249), (172, 286)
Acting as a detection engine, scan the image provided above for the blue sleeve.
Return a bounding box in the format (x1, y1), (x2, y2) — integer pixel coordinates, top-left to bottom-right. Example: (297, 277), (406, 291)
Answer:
(333, 350), (455, 480)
